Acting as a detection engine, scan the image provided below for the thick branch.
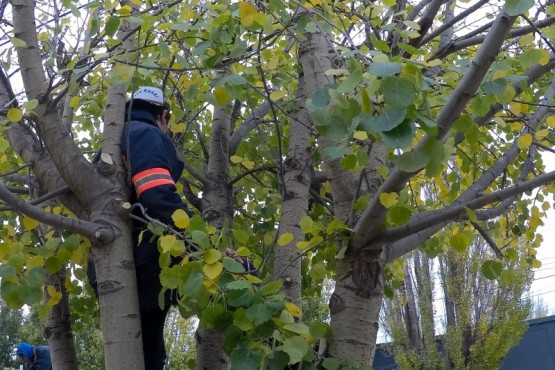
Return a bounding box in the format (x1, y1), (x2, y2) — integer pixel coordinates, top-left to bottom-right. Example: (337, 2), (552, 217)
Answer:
(229, 101), (272, 156)
(419, 0), (490, 46)
(434, 17), (555, 59)
(352, 10), (517, 249)
(381, 169), (555, 246)
(0, 183), (110, 241)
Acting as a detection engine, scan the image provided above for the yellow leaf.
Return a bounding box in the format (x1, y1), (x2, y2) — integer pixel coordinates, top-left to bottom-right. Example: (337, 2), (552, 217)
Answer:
(170, 122), (186, 133)
(242, 159), (255, 169)
(517, 133), (533, 150)
(203, 278), (219, 293)
(159, 235), (177, 254)
(214, 87), (232, 106)
(542, 201), (550, 211)
(236, 246), (251, 256)
(46, 285), (62, 307)
(547, 115), (555, 128)
(172, 209), (190, 229)
(203, 249), (222, 264)
(531, 259), (542, 269)
(518, 33), (534, 46)
(267, 55), (279, 70)
(538, 49), (551, 65)
(69, 96), (80, 109)
(296, 241), (310, 249)
(203, 261), (224, 280)
(22, 216), (40, 230)
(117, 5), (132, 15)
(238, 1), (257, 27)
(354, 131), (368, 140)
(7, 108), (23, 122)
(245, 274), (262, 283)
(537, 128), (550, 140)
(230, 155), (243, 164)
(278, 232), (294, 246)
(270, 90), (286, 101)
(379, 192), (398, 209)
(285, 302), (302, 317)
(427, 59), (442, 67)
(27, 255), (44, 270)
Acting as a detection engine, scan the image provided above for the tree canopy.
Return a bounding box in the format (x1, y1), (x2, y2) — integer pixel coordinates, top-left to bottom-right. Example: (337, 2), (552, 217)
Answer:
(1, 0), (555, 369)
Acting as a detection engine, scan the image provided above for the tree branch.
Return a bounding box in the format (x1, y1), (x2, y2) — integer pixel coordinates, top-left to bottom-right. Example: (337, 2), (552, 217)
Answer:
(434, 17), (555, 59)
(379, 169), (555, 245)
(229, 101), (272, 156)
(0, 182), (110, 241)
(352, 10), (517, 250)
(419, 0), (491, 46)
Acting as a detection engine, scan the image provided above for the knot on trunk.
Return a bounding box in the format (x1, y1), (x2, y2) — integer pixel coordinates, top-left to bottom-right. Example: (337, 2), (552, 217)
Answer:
(351, 250), (384, 298)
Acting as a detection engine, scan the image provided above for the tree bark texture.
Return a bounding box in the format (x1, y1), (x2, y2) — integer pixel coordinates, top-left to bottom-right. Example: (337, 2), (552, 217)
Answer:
(44, 270), (79, 370)
(273, 71), (313, 306)
(196, 101), (232, 370)
(11, 1), (144, 369)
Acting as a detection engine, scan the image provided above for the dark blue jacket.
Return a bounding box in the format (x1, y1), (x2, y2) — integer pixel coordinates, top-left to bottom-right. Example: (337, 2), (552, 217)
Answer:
(32, 346), (52, 370)
(121, 109), (193, 267)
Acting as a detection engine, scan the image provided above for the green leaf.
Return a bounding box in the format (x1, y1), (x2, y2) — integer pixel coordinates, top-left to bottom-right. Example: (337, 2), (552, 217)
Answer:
(368, 62), (401, 77)
(309, 321), (329, 340)
(232, 229), (250, 244)
(276, 336), (309, 364)
(227, 289), (255, 308)
(308, 262), (327, 280)
(105, 16), (121, 37)
(482, 78), (508, 95)
(191, 230), (210, 249)
(10, 37), (27, 47)
(393, 150), (430, 172)
(381, 76), (417, 108)
(223, 257), (247, 273)
(482, 260), (503, 280)
(260, 280), (283, 296)
(284, 323), (309, 334)
(322, 358), (340, 370)
(246, 303), (272, 325)
(505, 0), (534, 16)
(0, 264), (17, 278)
(230, 346), (263, 370)
(451, 233), (471, 253)
(299, 216), (314, 234)
(381, 119), (416, 148)
(202, 303), (230, 330)
(337, 71), (362, 94)
(268, 351), (290, 370)
(226, 280), (252, 290)
(388, 206), (412, 226)
(357, 109), (407, 132)
(160, 266), (182, 289)
(182, 269), (205, 299)
(504, 247), (519, 262)
(423, 138), (445, 177)
(499, 269), (515, 285)
(340, 154), (357, 170)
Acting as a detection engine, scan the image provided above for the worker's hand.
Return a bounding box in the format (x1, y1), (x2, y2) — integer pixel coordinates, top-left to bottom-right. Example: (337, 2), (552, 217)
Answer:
(223, 247), (245, 264)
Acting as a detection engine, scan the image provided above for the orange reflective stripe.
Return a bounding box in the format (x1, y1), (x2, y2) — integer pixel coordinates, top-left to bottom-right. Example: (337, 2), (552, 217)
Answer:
(132, 168), (174, 197)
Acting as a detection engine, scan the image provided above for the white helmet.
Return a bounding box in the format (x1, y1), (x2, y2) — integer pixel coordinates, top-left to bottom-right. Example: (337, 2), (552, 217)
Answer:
(132, 86), (166, 106)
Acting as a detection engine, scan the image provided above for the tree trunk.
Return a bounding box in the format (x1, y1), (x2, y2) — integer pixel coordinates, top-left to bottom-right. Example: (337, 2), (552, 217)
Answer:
(44, 270), (79, 370)
(196, 101), (232, 370)
(328, 254), (383, 365)
(273, 72), (313, 306)
(11, 1), (144, 368)
(403, 264), (421, 350)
